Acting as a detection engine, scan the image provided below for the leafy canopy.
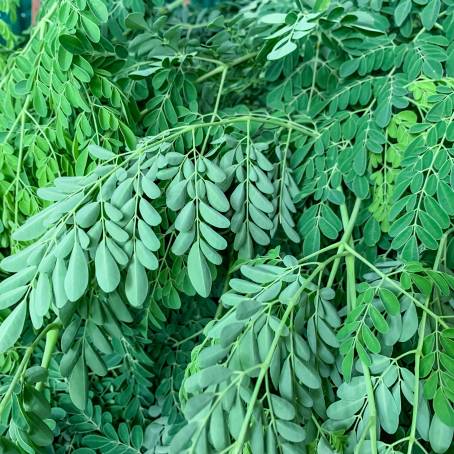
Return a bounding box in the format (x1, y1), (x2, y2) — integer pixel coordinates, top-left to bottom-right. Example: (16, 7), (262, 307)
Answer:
(0, 0), (453, 453)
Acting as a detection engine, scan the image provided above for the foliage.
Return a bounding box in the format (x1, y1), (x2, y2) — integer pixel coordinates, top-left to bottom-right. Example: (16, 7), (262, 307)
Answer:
(0, 0), (453, 453)
(0, 0), (138, 252)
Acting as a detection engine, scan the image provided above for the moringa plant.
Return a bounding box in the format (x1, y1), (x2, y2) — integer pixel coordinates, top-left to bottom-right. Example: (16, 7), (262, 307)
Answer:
(0, 0), (139, 252)
(0, 0), (453, 453)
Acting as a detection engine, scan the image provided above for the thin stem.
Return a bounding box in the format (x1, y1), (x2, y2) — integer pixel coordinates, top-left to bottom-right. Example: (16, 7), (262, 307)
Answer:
(342, 244), (448, 328)
(173, 327), (206, 347)
(407, 232), (448, 453)
(340, 202), (357, 312)
(406, 312), (427, 454)
(354, 419), (372, 454)
(0, 321), (61, 416)
(232, 259), (334, 453)
(0, 349), (33, 417)
(9, 97), (31, 247)
(196, 52), (257, 83)
(340, 203), (375, 451)
(327, 197), (362, 288)
(307, 36), (320, 111)
(36, 325), (61, 391)
(139, 114), (316, 140)
(212, 67), (227, 119)
(200, 65), (228, 155)
(363, 365), (378, 454)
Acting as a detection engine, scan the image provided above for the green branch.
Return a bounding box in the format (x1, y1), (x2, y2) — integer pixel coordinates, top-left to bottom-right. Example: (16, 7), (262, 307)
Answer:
(406, 232), (449, 453)
(196, 52), (258, 83)
(0, 321), (61, 417)
(342, 244), (449, 329)
(36, 325), (61, 392)
(327, 197), (362, 288)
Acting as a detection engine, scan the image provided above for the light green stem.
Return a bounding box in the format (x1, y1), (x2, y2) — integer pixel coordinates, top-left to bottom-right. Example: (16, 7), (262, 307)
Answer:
(0, 349), (33, 417)
(406, 232), (449, 453)
(340, 203), (357, 311)
(327, 197), (362, 288)
(341, 204), (375, 451)
(231, 263), (328, 453)
(36, 326), (61, 391)
(363, 366), (378, 454)
(0, 321), (61, 416)
(196, 52), (257, 83)
(200, 65), (228, 155)
(13, 107), (27, 234)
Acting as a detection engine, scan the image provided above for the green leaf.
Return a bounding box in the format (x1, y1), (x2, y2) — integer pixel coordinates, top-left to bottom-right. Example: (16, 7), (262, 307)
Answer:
(125, 12), (148, 30)
(228, 396), (245, 439)
(142, 177), (161, 199)
(260, 13), (287, 24)
(88, 0), (108, 22)
(375, 382), (399, 434)
(434, 388), (454, 426)
(95, 240), (120, 293)
(35, 273), (52, 317)
(85, 342), (107, 376)
(270, 395), (296, 421)
(125, 257), (148, 307)
(188, 242), (212, 297)
(199, 202), (230, 229)
(12, 210), (48, 241)
(169, 422), (197, 454)
(0, 286), (27, 310)
(69, 355), (88, 410)
(198, 365), (232, 387)
(27, 412), (53, 446)
(275, 420), (306, 443)
(294, 358), (321, 389)
(437, 181), (454, 216)
(327, 398), (364, 420)
(88, 144), (115, 160)
(166, 180), (188, 211)
(205, 181), (229, 213)
(24, 366), (48, 385)
(175, 201), (195, 232)
(200, 222), (227, 250)
(369, 305), (389, 333)
(75, 202), (100, 228)
(81, 13), (101, 42)
(394, 0), (412, 26)
(138, 220), (160, 251)
(64, 237), (88, 302)
(268, 41), (297, 61)
(379, 288), (400, 315)
(341, 348), (354, 382)
(183, 395), (213, 420)
(0, 301), (27, 353)
(340, 59), (360, 78)
(421, 0), (440, 30)
(364, 217), (380, 246)
(399, 303), (418, 342)
(136, 242), (159, 270)
(59, 34), (85, 54)
(139, 199), (162, 226)
(210, 405), (228, 451)
(362, 325), (381, 354)
(429, 414), (454, 453)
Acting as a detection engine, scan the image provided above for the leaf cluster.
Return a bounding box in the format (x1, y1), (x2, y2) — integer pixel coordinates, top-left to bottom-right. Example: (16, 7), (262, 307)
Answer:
(0, 0), (453, 453)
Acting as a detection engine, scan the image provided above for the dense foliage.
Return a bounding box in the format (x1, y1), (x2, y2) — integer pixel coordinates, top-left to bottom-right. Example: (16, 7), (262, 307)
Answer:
(0, 0), (453, 453)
